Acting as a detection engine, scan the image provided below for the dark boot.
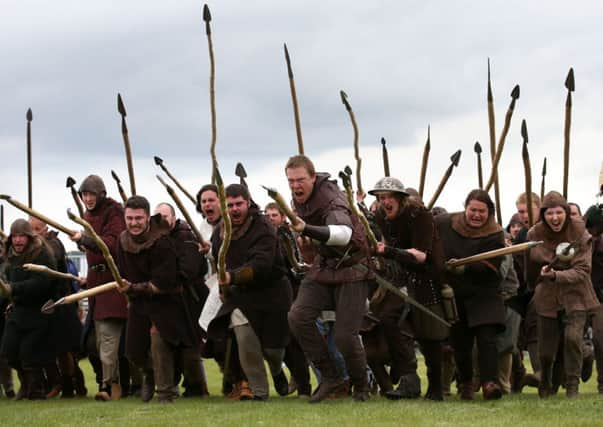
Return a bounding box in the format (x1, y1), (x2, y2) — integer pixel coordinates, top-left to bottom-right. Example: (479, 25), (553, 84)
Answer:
(538, 361), (553, 399)
(385, 372), (421, 400)
(510, 351), (526, 394)
(422, 340), (443, 401)
(44, 363), (62, 398)
(60, 376), (75, 399)
(73, 365), (87, 397)
(14, 369), (27, 401)
(565, 377), (579, 398)
(309, 361), (345, 404)
(272, 370), (289, 397)
(482, 381), (502, 400)
(24, 368), (47, 400)
(459, 381), (474, 401)
(141, 370), (155, 403)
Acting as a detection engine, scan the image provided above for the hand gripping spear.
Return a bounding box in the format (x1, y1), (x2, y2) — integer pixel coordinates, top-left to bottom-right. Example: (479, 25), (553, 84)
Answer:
(418, 126), (430, 200)
(284, 43), (304, 155)
(339, 166), (378, 249)
(563, 68), (575, 200)
(117, 93), (136, 195)
(381, 138), (390, 177)
(340, 91), (364, 198)
(26, 108), (33, 208)
(521, 120), (535, 228)
(540, 157), (547, 202)
(24, 263), (82, 283)
(474, 142), (483, 189)
(66, 177), (85, 218)
(110, 170), (128, 204)
(426, 150), (462, 210)
(486, 59), (504, 225)
(42, 281), (119, 314)
(484, 84), (520, 193)
(154, 156), (196, 205)
(213, 166), (232, 287)
(0, 194), (76, 237)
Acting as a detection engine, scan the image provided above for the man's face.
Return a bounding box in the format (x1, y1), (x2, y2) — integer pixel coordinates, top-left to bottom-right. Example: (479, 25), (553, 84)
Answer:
(265, 208), (285, 227)
(81, 191), (98, 211)
(286, 166), (316, 205)
(376, 192), (402, 220)
(11, 233), (29, 254)
(465, 199), (489, 228)
(544, 206), (567, 233)
(154, 204), (176, 229)
(569, 204), (581, 220)
(226, 196), (250, 226)
(516, 202), (540, 227)
(201, 190), (221, 225)
(125, 208), (150, 236)
(29, 217), (48, 236)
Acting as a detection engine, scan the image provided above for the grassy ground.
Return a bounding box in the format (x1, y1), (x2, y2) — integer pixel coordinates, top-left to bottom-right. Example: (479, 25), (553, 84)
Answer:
(0, 358), (601, 427)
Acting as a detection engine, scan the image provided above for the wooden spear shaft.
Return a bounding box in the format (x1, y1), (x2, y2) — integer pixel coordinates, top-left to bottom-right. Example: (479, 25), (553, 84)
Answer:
(521, 120), (534, 228)
(154, 157), (196, 205)
(563, 68), (575, 200)
(418, 126), (430, 200)
(204, 5), (218, 182)
(0, 195), (75, 237)
(117, 94), (136, 195)
(26, 108), (33, 208)
(284, 44), (304, 155)
(487, 60), (503, 225)
(24, 263), (81, 282)
(340, 91), (363, 196)
(446, 240), (543, 267)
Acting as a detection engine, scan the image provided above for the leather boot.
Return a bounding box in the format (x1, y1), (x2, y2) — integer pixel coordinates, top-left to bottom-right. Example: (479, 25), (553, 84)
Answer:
(482, 381), (502, 400)
(60, 376), (75, 399)
(74, 365), (87, 397)
(272, 370), (289, 396)
(110, 383), (122, 401)
(24, 368), (47, 400)
(565, 376), (579, 398)
(538, 361), (553, 399)
(95, 383), (112, 401)
(385, 372), (421, 400)
(459, 381), (474, 401)
(309, 360), (345, 404)
(141, 370), (155, 403)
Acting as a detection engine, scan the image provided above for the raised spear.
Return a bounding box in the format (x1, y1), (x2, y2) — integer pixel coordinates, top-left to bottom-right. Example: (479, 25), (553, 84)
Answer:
(110, 170), (128, 204)
(235, 162), (248, 188)
(486, 59), (504, 225)
(340, 90), (364, 197)
(66, 177), (85, 218)
(284, 43), (304, 155)
(426, 150), (462, 210)
(563, 68), (575, 199)
(117, 93), (136, 195)
(67, 209), (125, 288)
(381, 138), (390, 177)
(340, 166), (378, 249)
(203, 4), (218, 183)
(26, 108), (33, 208)
(484, 84), (520, 193)
(418, 125), (430, 200)
(0, 194), (75, 237)
(521, 119), (534, 228)
(540, 157), (547, 202)
(154, 156), (196, 205)
(446, 240), (543, 268)
(213, 166), (231, 285)
(474, 141), (483, 189)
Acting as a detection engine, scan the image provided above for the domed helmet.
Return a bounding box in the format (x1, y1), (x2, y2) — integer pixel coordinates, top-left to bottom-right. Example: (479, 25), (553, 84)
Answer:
(368, 177), (409, 196)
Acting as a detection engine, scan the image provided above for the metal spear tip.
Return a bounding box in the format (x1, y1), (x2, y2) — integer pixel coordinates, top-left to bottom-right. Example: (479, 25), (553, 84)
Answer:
(235, 162), (247, 178)
(111, 170), (121, 182)
(474, 142), (482, 154)
(41, 299), (57, 314)
(487, 58), (493, 99)
(542, 157), (547, 175)
(381, 137), (386, 147)
(0, 194), (10, 201)
(155, 174), (169, 188)
(340, 90), (351, 111)
(154, 156), (164, 166)
(117, 93), (127, 116)
(451, 150), (462, 167)
(203, 4), (211, 22)
(521, 119), (528, 142)
(26, 108), (33, 121)
(565, 68), (575, 92)
(261, 185), (277, 197)
(66, 176), (76, 188)
(344, 165), (353, 176)
(66, 208), (77, 221)
(511, 85), (520, 100)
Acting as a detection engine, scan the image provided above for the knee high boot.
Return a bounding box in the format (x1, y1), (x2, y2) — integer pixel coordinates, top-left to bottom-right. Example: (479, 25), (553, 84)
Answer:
(421, 340), (443, 401)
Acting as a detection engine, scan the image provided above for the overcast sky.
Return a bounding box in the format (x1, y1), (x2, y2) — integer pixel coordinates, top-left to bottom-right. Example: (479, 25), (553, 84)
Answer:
(1, 1), (602, 250)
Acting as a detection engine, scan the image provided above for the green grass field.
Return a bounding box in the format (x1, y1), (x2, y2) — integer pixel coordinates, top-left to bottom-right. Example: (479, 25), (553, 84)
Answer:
(0, 358), (601, 427)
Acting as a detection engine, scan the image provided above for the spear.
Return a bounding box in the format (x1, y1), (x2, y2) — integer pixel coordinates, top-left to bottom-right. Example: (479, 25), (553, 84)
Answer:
(0, 194), (75, 237)
(67, 209), (125, 287)
(446, 240), (543, 268)
(26, 108), (33, 208)
(540, 157), (547, 202)
(213, 167), (231, 285)
(41, 281), (118, 314)
(474, 141), (483, 189)
(110, 170), (128, 204)
(235, 162), (248, 188)
(381, 138), (390, 177)
(0, 229), (6, 241)
(0, 204), (4, 231)
(340, 90), (363, 197)
(563, 68), (575, 200)
(484, 84), (520, 193)
(154, 156), (196, 205)
(284, 43), (304, 155)
(340, 166), (378, 249)
(418, 125), (430, 200)
(486, 59), (504, 225)
(521, 119), (534, 228)
(203, 4), (218, 183)
(117, 93), (136, 195)
(66, 177), (85, 218)
(426, 150), (462, 210)
(24, 263), (82, 283)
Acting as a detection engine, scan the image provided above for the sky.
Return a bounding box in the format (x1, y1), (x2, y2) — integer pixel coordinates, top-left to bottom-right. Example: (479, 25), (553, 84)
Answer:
(1, 0), (602, 251)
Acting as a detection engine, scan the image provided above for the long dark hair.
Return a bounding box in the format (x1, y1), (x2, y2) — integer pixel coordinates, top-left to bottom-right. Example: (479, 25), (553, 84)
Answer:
(464, 189), (495, 217)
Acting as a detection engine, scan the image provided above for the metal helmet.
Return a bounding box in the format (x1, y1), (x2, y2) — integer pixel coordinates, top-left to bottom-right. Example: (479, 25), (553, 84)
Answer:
(368, 177), (409, 196)
(78, 174), (107, 196)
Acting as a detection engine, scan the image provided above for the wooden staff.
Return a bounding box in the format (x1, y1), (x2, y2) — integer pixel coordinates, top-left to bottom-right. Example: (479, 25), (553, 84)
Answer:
(66, 177), (85, 218)
(203, 4), (218, 183)
(521, 120), (534, 228)
(484, 84), (520, 192)
(339, 166), (378, 249)
(41, 281), (118, 314)
(486, 59), (503, 225)
(540, 157), (547, 202)
(381, 138), (390, 177)
(0, 204), (4, 231)
(418, 125), (430, 200)
(26, 108), (33, 208)
(117, 93), (136, 195)
(563, 68), (575, 199)
(340, 91), (364, 197)
(446, 240), (543, 267)
(110, 170), (128, 204)
(474, 141), (483, 189)
(426, 150), (462, 210)
(154, 156), (196, 205)
(284, 43), (304, 155)
(67, 209), (124, 287)
(24, 263), (82, 283)
(0, 194), (75, 237)
(213, 167), (231, 284)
